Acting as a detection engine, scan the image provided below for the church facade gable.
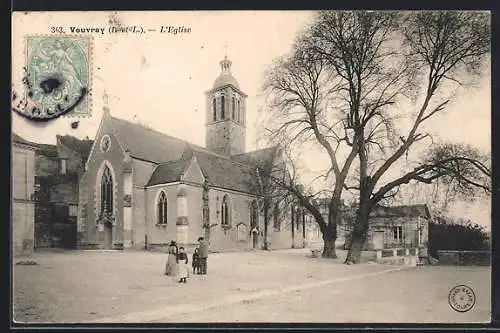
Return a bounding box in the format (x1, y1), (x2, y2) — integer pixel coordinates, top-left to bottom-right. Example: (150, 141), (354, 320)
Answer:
(180, 157), (205, 184)
(79, 112), (129, 250)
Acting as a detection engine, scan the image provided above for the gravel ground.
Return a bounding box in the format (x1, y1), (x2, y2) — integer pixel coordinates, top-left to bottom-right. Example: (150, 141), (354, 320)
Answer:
(164, 266), (490, 323)
(12, 249), (490, 324)
(13, 248), (388, 323)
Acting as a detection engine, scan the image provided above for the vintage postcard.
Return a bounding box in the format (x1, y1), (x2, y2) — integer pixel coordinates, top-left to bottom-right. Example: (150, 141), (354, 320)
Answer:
(11, 11), (492, 324)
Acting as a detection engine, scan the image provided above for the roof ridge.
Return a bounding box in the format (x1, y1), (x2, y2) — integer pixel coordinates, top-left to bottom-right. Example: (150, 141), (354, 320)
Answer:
(231, 145), (278, 157)
(157, 159), (190, 167)
(110, 115), (204, 150)
(191, 146), (231, 160)
(58, 133), (94, 142)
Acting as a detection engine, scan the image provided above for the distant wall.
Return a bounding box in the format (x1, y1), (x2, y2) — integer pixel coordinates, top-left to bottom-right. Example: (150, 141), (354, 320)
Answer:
(437, 250), (490, 266)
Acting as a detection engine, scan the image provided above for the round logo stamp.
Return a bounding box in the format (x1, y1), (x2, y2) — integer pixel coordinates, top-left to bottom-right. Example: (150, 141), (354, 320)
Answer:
(448, 285), (476, 313)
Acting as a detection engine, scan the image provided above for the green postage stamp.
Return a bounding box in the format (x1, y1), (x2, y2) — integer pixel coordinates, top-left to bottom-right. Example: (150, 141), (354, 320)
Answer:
(24, 35), (92, 119)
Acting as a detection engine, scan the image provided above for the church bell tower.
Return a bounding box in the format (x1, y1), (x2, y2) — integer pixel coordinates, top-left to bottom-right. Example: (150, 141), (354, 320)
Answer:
(205, 55), (247, 156)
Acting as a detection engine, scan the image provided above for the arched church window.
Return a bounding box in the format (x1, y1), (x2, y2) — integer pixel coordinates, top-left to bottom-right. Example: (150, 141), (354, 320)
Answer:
(232, 97), (236, 120)
(237, 100), (241, 123)
(220, 95), (225, 119)
(100, 166), (113, 214)
(250, 200), (258, 229)
(237, 100), (242, 123)
(157, 191), (168, 225)
(212, 98), (217, 121)
(221, 195), (231, 227)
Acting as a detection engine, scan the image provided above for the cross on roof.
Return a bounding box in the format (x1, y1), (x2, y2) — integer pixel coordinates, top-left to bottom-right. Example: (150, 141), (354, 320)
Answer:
(103, 90), (109, 106)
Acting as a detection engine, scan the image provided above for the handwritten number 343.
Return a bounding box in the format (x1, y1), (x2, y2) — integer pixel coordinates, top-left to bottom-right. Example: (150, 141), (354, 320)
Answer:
(51, 27), (65, 34)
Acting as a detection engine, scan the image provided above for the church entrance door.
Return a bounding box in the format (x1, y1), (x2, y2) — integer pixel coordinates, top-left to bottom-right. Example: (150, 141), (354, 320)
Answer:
(104, 222), (113, 250)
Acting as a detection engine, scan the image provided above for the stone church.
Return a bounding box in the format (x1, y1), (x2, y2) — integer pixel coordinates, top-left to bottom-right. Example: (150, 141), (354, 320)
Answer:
(77, 56), (299, 252)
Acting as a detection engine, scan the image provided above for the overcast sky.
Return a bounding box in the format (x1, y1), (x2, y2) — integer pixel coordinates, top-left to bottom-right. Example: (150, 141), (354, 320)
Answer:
(12, 11), (491, 229)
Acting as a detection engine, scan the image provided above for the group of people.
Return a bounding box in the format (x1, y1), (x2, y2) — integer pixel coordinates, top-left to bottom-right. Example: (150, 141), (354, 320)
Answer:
(164, 237), (209, 283)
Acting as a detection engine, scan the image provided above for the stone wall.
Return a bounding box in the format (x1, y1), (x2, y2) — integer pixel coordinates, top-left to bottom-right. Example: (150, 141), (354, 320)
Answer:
(437, 250), (490, 266)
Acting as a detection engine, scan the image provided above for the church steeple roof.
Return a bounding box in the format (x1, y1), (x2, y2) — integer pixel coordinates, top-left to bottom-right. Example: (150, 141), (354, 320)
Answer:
(212, 55), (240, 90)
(219, 55), (232, 73)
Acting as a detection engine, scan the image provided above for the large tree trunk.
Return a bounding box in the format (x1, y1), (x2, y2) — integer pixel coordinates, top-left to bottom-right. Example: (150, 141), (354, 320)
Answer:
(263, 201), (270, 250)
(345, 133), (371, 264)
(321, 199), (339, 258)
(345, 202), (370, 264)
(302, 209), (306, 248)
(202, 180), (210, 242)
(291, 206), (295, 248)
(322, 231), (337, 258)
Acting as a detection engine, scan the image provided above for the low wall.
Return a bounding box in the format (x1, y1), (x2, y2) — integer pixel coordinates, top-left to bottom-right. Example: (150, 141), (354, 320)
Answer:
(437, 250), (490, 266)
(376, 248), (419, 266)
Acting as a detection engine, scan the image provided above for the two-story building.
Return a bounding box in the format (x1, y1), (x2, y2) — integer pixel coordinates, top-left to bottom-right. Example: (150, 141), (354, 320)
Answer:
(12, 133), (37, 255)
(32, 135), (93, 249)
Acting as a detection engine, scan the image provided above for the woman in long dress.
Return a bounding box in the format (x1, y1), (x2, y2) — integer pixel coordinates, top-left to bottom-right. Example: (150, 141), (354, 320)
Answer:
(164, 241), (178, 276)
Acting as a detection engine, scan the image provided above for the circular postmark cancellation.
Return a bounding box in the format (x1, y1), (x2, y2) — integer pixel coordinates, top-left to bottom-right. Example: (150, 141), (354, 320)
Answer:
(12, 36), (91, 121)
(448, 285), (476, 313)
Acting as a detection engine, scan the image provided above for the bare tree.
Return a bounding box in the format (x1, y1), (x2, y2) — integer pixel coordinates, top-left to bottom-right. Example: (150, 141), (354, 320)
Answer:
(268, 144), (342, 257)
(262, 10), (490, 263)
(262, 27), (363, 258)
(333, 11), (492, 263)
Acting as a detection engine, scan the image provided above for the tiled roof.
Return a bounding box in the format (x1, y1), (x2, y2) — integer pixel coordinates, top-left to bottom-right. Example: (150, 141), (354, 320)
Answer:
(193, 149), (261, 194)
(147, 145), (278, 195)
(12, 133), (35, 146)
(57, 135), (93, 158)
(36, 143), (59, 159)
(231, 146), (278, 170)
(108, 115), (279, 194)
(148, 159), (190, 186)
(13, 133), (58, 158)
(109, 116), (205, 163)
(371, 204), (431, 219)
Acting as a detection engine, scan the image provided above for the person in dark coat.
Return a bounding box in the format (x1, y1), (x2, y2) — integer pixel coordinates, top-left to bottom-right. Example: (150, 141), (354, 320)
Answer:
(198, 237), (209, 277)
(192, 247), (201, 274)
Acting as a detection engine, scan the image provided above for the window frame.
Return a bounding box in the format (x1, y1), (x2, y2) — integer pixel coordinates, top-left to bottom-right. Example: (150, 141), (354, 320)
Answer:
(221, 194), (231, 227)
(60, 158), (68, 174)
(392, 225), (403, 243)
(232, 97), (236, 120)
(157, 191), (168, 225)
(220, 95), (225, 119)
(237, 100), (241, 122)
(100, 166), (113, 214)
(212, 98), (217, 121)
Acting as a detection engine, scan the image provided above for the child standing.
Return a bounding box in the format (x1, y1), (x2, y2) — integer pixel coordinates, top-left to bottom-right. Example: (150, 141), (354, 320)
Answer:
(176, 247), (189, 283)
(192, 248), (201, 275)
